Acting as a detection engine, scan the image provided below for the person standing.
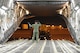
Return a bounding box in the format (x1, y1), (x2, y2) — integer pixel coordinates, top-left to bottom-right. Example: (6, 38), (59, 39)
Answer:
(28, 20), (41, 42)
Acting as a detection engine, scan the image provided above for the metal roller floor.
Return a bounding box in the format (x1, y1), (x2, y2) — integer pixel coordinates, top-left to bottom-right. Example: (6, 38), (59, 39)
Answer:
(0, 39), (80, 53)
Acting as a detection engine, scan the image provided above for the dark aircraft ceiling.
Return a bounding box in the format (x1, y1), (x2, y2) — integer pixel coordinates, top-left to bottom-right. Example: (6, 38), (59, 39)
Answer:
(16, 0), (68, 27)
(16, 0), (68, 16)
